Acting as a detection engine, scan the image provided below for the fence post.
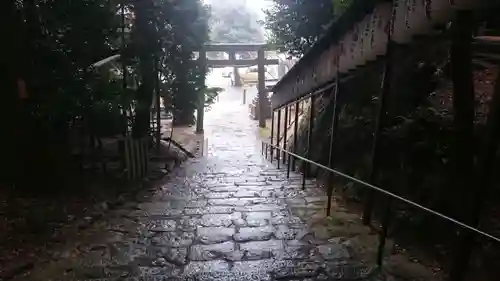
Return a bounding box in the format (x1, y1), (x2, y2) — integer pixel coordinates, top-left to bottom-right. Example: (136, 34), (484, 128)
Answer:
(283, 105), (289, 166)
(376, 197), (392, 267)
(292, 100), (300, 170)
(205, 138), (208, 156)
(363, 40), (394, 226)
(124, 138), (132, 180)
(155, 55), (161, 149)
(276, 108), (281, 169)
(326, 79), (340, 216)
(270, 110), (275, 162)
(258, 48), (267, 128)
(302, 95), (315, 189)
(449, 58), (500, 280)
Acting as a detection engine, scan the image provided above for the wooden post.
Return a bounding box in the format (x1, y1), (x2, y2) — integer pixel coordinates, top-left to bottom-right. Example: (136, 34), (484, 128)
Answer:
(196, 49), (206, 134)
(121, 3), (128, 136)
(292, 100), (300, 170)
(449, 11), (476, 281)
(154, 55), (161, 148)
(276, 108), (281, 168)
(328, 81), (340, 168)
(449, 66), (500, 281)
(305, 95), (315, 176)
(326, 80), (340, 216)
(362, 42), (394, 226)
(258, 48), (267, 128)
(242, 89), (247, 104)
(283, 105), (289, 164)
(270, 110), (275, 162)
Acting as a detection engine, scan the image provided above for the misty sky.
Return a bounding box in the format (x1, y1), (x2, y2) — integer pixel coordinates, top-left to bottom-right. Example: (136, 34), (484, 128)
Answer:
(203, 0), (270, 19)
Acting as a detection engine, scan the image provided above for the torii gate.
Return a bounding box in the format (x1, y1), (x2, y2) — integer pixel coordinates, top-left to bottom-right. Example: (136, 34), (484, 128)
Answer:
(196, 43), (279, 133)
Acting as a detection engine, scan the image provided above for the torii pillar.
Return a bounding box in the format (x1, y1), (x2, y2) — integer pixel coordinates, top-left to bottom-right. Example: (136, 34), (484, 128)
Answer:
(196, 49), (206, 134)
(257, 48), (267, 128)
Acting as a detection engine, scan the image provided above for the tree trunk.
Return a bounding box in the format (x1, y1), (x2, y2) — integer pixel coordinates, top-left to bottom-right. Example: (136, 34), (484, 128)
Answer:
(132, 0), (156, 139)
(233, 67), (242, 87)
(173, 108), (195, 127)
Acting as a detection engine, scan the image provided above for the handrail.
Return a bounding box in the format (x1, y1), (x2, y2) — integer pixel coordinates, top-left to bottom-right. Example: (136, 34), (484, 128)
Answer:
(262, 140), (500, 244)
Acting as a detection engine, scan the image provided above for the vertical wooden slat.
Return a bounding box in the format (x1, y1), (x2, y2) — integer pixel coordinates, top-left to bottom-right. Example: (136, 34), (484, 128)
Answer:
(138, 138), (143, 178)
(136, 139), (142, 178)
(142, 138), (147, 177)
(131, 138), (136, 180)
(130, 139), (137, 180)
(142, 137), (149, 177)
(136, 138), (141, 178)
(125, 138), (132, 180)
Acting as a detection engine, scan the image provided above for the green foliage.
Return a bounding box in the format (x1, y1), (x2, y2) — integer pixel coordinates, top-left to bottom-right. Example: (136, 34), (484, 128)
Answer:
(204, 87), (223, 110)
(154, 0), (209, 126)
(15, 0), (119, 123)
(10, 0), (210, 185)
(264, 0), (352, 57)
(87, 77), (129, 137)
(9, 0), (123, 186)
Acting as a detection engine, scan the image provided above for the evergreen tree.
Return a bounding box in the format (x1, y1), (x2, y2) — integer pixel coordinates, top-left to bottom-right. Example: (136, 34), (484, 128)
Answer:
(264, 0), (352, 57)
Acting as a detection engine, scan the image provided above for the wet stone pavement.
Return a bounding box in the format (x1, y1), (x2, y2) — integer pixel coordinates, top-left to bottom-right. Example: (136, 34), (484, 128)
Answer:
(17, 87), (402, 281)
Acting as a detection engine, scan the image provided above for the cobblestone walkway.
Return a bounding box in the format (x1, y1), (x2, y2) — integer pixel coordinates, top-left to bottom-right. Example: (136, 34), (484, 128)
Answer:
(18, 88), (396, 281)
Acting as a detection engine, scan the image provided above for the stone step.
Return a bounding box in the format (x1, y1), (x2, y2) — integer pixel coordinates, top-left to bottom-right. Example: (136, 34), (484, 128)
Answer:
(179, 259), (380, 281)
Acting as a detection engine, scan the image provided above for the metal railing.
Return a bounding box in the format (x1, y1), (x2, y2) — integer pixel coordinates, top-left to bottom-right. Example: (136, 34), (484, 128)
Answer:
(261, 140), (500, 274)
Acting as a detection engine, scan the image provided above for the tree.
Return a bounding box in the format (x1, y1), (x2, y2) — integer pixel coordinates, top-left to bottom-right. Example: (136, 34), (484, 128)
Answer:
(9, 0), (122, 187)
(208, 0), (264, 43)
(123, 0), (210, 128)
(263, 0), (352, 57)
(157, 0), (210, 126)
(7, 0), (211, 186)
(130, 0), (157, 138)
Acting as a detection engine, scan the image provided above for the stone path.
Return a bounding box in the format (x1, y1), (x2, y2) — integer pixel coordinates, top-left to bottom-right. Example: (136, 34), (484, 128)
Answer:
(16, 85), (410, 281)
